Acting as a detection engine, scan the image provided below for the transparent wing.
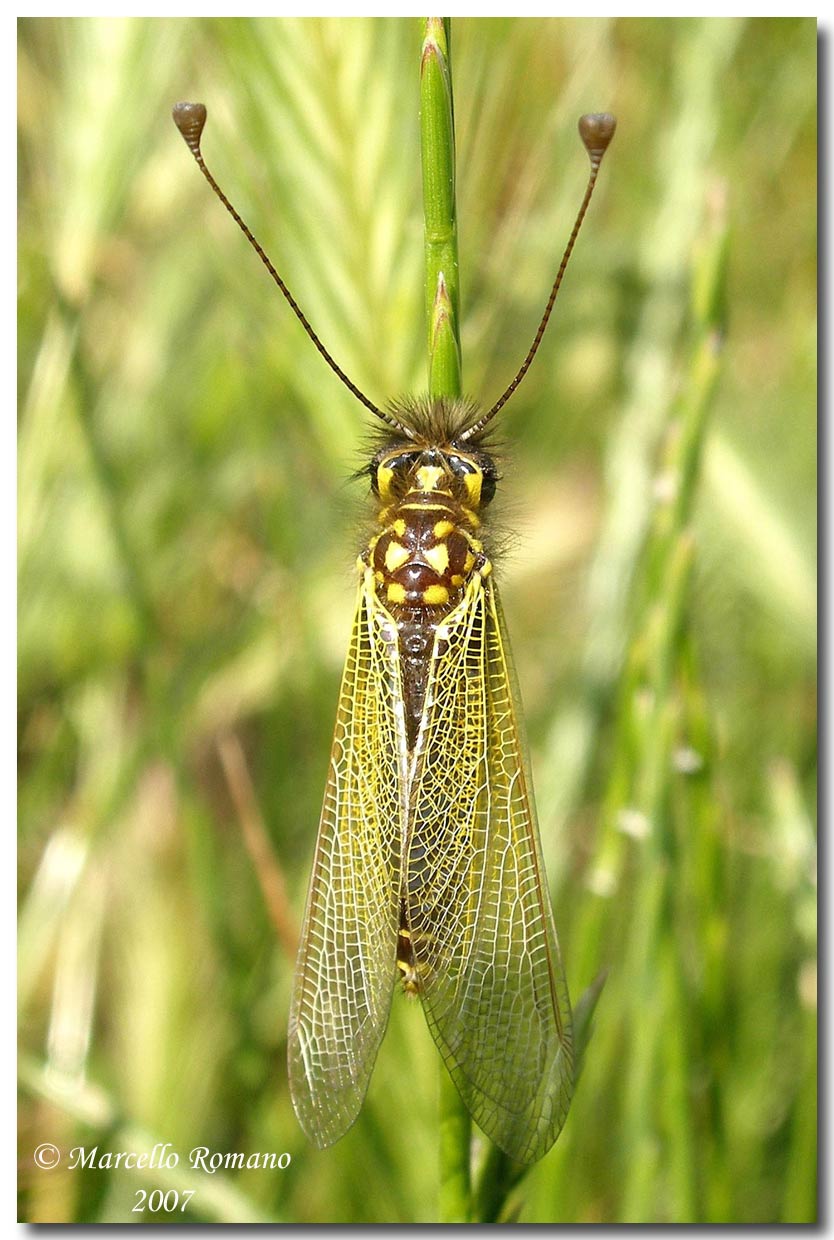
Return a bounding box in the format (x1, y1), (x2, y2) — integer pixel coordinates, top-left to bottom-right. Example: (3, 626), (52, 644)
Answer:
(288, 576), (406, 1147)
(406, 577), (574, 1164)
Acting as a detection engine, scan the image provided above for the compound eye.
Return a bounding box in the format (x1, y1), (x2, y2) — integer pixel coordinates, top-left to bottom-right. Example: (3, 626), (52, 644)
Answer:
(448, 453), (498, 506)
(446, 454), (475, 478)
(373, 450), (419, 498)
(480, 472), (497, 505)
(387, 451), (420, 472)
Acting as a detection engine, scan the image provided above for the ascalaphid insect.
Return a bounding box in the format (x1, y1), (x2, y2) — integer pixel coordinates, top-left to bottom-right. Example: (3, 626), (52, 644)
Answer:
(173, 97), (614, 1165)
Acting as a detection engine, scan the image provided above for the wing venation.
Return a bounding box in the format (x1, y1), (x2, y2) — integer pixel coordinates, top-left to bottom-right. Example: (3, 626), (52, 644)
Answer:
(405, 576), (574, 1163)
(288, 578), (405, 1147)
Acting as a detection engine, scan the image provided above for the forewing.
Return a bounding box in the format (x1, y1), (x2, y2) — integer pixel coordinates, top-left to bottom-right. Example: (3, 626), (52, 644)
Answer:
(288, 577), (406, 1147)
(405, 577), (574, 1164)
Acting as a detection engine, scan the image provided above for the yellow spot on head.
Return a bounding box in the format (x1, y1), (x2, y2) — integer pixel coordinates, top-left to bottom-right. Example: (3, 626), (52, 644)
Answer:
(416, 464), (444, 492)
(386, 582), (407, 604)
(376, 465), (395, 500)
(424, 542), (449, 575)
(433, 520), (455, 539)
(422, 584), (449, 606)
(384, 541), (410, 573)
(463, 472), (483, 506)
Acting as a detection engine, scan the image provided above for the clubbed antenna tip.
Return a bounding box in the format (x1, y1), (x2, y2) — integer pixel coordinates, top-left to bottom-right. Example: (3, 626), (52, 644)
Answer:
(172, 101), (207, 155)
(578, 113), (617, 168)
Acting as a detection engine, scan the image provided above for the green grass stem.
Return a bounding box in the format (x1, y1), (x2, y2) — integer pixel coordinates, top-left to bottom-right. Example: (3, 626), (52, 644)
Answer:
(420, 17), (472, 1223)
(421, 18), (462, 398)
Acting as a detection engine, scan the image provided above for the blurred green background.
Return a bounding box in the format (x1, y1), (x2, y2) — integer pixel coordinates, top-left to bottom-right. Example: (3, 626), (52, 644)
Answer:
(18, 17), (816, 1224)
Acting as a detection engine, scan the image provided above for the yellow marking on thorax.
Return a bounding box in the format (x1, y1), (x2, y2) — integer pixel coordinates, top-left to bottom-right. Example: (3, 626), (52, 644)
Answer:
(400, 502), (454, 513)
(433, 520), (455, 539)
(386, 582), (407, 604)
(384, 541), (410, 573)
(393, 518), (407, 537)
(422, 584), (449, 606)
(424, 542), (449, 575)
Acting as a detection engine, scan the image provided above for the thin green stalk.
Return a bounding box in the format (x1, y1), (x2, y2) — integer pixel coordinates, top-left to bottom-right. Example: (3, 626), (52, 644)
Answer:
(615, 182), (728, 1222)
(421, 17), (461, 398)
(438, 1076), (472, 1223)
(420, 17), (470, 1223)
(572, 171), (729, 970)
(536, 19), (743, 883)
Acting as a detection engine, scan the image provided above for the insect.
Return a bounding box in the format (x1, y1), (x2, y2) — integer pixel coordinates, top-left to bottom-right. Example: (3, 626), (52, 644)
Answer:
(173, 97), (614, 1165)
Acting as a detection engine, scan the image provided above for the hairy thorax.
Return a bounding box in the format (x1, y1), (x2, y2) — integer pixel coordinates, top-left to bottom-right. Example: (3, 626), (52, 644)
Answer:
(360, 452), (494, 752)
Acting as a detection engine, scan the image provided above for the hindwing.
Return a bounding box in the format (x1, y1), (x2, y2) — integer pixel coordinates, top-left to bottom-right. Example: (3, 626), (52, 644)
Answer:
(405, 575), (574, 1164)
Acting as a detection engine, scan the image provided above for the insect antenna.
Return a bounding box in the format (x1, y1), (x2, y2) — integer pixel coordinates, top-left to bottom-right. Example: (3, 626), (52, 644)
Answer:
(460, 112), (616, 442)
(172, 101), (412, 437)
